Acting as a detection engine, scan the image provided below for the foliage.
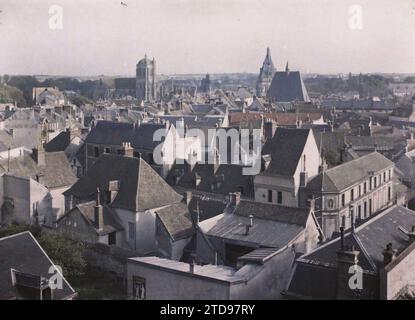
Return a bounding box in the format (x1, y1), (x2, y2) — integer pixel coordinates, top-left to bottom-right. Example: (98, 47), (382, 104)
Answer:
(37, 232), (87, 277)
(70, 95), (93, 107)
(0, 225), (86, 277)
(0, 84), (26, 107)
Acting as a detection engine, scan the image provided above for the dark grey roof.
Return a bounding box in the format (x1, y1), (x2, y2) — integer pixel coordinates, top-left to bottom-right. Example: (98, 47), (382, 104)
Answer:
(156, 202), (194, 241)
(167, 162), (254, 198)
(0, 231), (76, 300)
(262, 128), (311, 176)
(234, 199), (311, 227)
(44, 131), (70, 152)
(267, 71), (310, 102)
(238, 248), (281, 264)
(286, 205), (415, 299)
(186, 191), (228, 222)
(64, 154), (182, 212)
(86, 120), (166, 151)
(306, 152), (394, 192)
(303, 205), (415, 269)
(57, 201), (124, 236)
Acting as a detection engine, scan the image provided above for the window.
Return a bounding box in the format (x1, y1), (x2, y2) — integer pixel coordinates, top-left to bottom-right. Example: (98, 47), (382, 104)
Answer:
(128, 222), (135, 241)
(369, 178), (373, 190)
(341, 215), (346, 228)
(374, 177), (377, 188)
(268, 190), (273, 203)
(388, 170), (391, 180)
(359, 185), (361, 197)
(277, 192), (282, 204)
(388, 186), (391, 201)
(358, 205), (362, 219)
(383, 172), (386, 182)
(328, 199), (334, 209)
(132, 276), (146, 300)
(104, 147), (110, 154)
(108, 232), (116, 245)
(341, 194), (345, 207)
(94, 147), (99, 157)
(364, 182), (367, 194)
(364, 202), (367, 217)
(351, 189), (354, 201)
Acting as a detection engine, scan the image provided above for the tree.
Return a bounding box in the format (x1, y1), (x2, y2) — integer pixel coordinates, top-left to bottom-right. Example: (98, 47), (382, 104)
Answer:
(0, 225), (86, 277)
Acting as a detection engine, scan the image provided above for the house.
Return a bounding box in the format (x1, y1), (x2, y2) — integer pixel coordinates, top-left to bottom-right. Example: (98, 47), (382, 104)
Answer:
(0, 173), (52, 226)
(0, 231), (77, 300)
(63, 152), (184, 254)
(0, 146), (77, 226)
(284, 205), (415, 300)
(301, 152), (395, 238)
(254, 128), (320, 207)
(56, 197), (124, 246)
(84, 120), (179, 177)
(196, 195), (323, 267)
(126, 248), (294, 300)
(1, 109), (39, 149)
(154, 201), (194, 260)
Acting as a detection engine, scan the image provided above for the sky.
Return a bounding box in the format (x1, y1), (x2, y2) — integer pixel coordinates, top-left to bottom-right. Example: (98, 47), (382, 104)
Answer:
(0, 0), (415, 76)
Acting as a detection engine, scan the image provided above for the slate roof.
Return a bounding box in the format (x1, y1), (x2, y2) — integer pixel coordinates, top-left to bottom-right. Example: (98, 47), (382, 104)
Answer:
(267, 71), (310, 102)
(0, 151), (77, 189)
(305, 152), (394, 192)
(155, 202), (194, 241)
(0, 130), (18, 152)
(286, 205), (415, 299)
(86, 121), (167, 151)
(234, 199), (311, 227)
(0, 231), (76, 300)
(261, 128), (311, 176)
(57, 201), (124, 236)
(186, 191), (228, 222)
(167, 162), (254, 198)
(64, 154), (182, 212)
(44, 131), (71, 152)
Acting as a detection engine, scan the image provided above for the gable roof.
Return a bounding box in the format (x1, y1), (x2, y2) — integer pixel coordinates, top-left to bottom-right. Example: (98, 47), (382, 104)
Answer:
(0, 151), (77, 189)
(306, 152), (394, 192)
(262, 128), (311, 176)
(57, 201), (124, 236)
(155, 202), (194, 241)
(64, 154), (182, 212)
(267, 71), (310, 102)
(0, 231), (76, 300)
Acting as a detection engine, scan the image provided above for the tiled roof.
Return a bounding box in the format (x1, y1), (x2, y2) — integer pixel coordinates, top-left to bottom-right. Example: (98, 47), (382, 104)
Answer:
(64, 154), (182, 212)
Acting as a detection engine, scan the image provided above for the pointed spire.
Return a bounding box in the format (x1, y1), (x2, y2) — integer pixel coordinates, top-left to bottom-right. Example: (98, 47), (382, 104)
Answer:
(266, 47), (270, 57)
(285, 61), (290, 73)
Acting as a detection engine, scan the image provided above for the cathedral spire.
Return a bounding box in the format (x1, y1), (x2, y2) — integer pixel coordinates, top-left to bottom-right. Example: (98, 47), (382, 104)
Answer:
(285, 61), (290, 73)
(266, 47), (270, 57)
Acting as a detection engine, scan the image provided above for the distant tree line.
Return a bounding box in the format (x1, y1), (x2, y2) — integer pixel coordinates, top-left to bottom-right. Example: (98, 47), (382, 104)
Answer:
(305, 73), (392, 98)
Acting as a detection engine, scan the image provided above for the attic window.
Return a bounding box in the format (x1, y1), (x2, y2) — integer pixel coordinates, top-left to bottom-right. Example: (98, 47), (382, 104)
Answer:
(104, 147), (111, 154)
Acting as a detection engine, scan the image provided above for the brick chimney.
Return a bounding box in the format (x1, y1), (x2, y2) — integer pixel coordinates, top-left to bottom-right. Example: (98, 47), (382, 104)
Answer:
(229, 192), (241, 207)
(300, 171), (308, 187)
(94, 188), (104, 230)
(32, 143), (46, 167)
(336, 227), (361, 300)
(121, 142), (134, 157)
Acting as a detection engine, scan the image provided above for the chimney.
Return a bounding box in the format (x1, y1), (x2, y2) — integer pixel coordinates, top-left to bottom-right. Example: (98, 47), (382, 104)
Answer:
(382, 243), (396, 266)
(94, 188), (104, 230)
(121, 142), (134, 157)
(263, 119), (277, 140)
(32, 146), (46, 167)
(336, 232), (360, 300)
(245, 214), (254, 235)
(300, 171), (308, 187)
(189, 254), (196, 274)
(229, 192), (241, 207)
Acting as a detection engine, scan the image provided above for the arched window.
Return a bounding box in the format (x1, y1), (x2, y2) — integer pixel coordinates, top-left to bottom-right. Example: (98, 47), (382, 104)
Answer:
(328, 199), (334, 208)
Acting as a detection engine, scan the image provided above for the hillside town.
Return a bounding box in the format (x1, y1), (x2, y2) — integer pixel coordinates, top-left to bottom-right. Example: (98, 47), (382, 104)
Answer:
(1, 1), (415, 302)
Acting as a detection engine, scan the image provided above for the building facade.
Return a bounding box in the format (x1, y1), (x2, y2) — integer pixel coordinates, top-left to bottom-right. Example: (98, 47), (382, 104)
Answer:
(136, 54), (157, 102)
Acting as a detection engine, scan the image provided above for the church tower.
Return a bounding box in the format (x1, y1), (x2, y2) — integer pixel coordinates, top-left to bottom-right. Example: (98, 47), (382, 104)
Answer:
(136, 54), (157, 102)
(256, 47), (276, 97)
